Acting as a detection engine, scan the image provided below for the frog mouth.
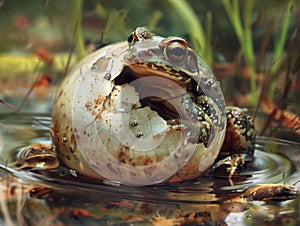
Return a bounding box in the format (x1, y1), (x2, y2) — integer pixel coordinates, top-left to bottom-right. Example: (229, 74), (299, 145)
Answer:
(113, 62), (196, 122)
(126, 61), (192, 86)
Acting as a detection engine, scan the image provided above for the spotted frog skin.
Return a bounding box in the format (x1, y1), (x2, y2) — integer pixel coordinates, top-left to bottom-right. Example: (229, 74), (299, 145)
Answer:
(13, 27), (256, 184)
(125, 27), (255, 175)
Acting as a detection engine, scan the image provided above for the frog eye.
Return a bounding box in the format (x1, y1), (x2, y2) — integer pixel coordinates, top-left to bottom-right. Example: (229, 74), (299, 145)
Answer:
(160, 38), (188, 63)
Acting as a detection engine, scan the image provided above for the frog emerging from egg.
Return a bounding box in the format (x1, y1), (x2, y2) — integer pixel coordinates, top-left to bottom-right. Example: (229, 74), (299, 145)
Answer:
(15, 27), (257, 186)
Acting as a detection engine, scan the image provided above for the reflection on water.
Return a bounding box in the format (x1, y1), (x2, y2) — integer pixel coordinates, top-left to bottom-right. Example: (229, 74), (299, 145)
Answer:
(0, 113), (299, 225)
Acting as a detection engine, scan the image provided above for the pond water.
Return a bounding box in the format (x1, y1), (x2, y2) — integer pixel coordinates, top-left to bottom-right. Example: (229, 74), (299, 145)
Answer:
(0, 113), (299, 225)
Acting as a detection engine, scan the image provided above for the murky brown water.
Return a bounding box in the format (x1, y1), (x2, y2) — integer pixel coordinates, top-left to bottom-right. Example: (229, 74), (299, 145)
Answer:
(0, 113), (299, 225)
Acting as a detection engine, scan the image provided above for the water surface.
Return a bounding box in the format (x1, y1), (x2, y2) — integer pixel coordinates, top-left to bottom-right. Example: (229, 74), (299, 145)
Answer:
(0, 113), (299, 225)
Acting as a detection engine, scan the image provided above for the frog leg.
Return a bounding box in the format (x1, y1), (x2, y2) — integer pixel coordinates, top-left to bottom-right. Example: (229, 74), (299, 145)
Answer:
(180, 94), (213, 144)
(141, 93), (212, 144)
(213, 107), (256, 178)
(212, 153), (247, 178)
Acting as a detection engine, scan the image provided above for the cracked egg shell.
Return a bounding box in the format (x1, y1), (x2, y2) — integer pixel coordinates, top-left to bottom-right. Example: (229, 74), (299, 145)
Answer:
(51, 39), (226, 185)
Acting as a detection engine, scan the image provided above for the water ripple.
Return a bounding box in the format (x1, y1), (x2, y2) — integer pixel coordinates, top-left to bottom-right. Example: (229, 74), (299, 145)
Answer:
(0, 113), (299, 205)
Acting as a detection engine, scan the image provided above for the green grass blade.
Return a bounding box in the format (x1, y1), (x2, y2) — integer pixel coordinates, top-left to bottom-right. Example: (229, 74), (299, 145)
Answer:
(71, 0), (86, 60)
(167, 0), (205, 54)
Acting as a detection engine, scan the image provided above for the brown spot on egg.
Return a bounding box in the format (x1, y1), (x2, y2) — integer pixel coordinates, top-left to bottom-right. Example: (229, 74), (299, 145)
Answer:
(69, 147), (74, 153)
(58, 90), (63, 98)
(143, 158), (154, 165)
(70, 133), (75, 143)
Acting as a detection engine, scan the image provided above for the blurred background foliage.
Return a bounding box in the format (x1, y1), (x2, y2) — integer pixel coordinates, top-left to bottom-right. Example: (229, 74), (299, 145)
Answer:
(0, 0), (299, 137)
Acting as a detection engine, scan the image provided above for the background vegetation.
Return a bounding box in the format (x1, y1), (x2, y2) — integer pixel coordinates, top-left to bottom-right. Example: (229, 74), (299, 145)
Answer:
(0, 0), (299, 139)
